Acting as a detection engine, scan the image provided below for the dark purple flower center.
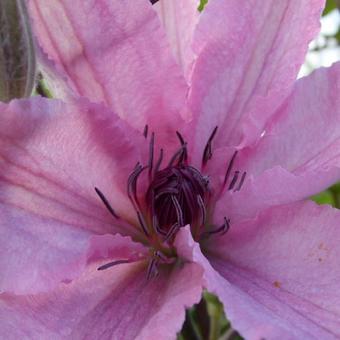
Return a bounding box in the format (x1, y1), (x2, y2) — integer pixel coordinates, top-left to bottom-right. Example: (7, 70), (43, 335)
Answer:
(146, 165), (209, 234)
(95, 126), (247, 276)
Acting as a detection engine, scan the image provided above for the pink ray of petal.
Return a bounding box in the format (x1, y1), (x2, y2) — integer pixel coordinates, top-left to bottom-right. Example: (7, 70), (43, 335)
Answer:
(0, 260), (204, 339)
(241, 62), (340, 177)
(205, 201), (340, 339)
(0, 97), (144, 236)
(188, 0), (325, 161)
(153, 0), (200, 80)
(0, 206), (144, 294)
(176, 211), (340, 340)
(211, 63), (340, 221)
(215, 165), (340, 223)
(28, 0), (189, 138)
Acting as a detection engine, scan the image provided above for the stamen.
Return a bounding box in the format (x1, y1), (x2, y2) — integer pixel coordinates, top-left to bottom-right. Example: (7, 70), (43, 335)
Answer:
(154, 250), (168, 262)
(202, 126), (218, 166)
(176, 131), (185, 145)
(197, 195), (206, 225)
(154, 148), (164, 175)
(164, 223), (179, 242)
(235, 171), (247, 192)
(224, 151), (238, 186)
(97, 259), (131, 271)
(171, 195), (184, 227)
(137, 211), (150, 237)
(187, 165), (209, 189)
(153, 215), (167, 236)
(127, 163), (145, 210)
(148, 132), (155, 179)
(168, 143), (187, 167)
(94, 187), (119, 219)
(149, 0), (159, 4)
(143, 124), (148, 138)
(127, 164), (149, 236)
(176, 131), (188, 163)
(228, 171), (240, 191)
(203, 217), (230, 238)
(155, 188), (179, 200)
(147, 258), (158, 280)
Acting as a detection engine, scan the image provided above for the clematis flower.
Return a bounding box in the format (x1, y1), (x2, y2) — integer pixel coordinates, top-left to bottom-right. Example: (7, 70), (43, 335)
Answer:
(1, 0), (340, 338)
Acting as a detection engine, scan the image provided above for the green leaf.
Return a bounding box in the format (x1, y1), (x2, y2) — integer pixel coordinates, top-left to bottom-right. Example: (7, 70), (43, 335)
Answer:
(198, 0), (208, 12)
(311, 183), (340, 209)
(323, 0), (337, 16)
(311, 190), (335, 206)
(178, 291), (243, 340)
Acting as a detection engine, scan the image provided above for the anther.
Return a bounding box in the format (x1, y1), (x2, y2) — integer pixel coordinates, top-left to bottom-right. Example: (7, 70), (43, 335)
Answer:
(127, 164), (150, 236)
(143, 124), (148, 138)
(148, 132), (155, 179)
(176, 131), (188, 163)
(164, 223), (179, 242)
(137, 211), (150, 237)
(234, 171), (247, 192)
(127, 163), (145, 210)
(154, 188), (179, 201)
(147, 258), (159, 280)
(97, 259), (131, 271)
(197, 195), (206, 225)
(154, 148), (164, 175)
(94, 187), (119, 219)
(153, 215), (167, 236)
(228, 171), (240, 191)
(154, 250), (168, 262)
(224, 151), (238, 186)
(202, 126), (218, 166)
(168, 143), (187, 167)
(171, 195), (184, 227)
(203, 217), (230, 238)
(176, 131), (185, 145)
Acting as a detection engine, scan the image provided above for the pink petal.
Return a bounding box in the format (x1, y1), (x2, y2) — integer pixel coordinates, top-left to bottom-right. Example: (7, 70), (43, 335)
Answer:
(215, 166), (340, 222)
(0, 201), (144, 294)
(241, 62), (340, 177)
(0, 97), (144, 236)
(153, 0), (200, 79)
(188, 0), (324, 157)
(28, 0), (189, 133)
(0, 203), (91, 294)
(205, 201), (340, 339)
(176, 204), (340, 340)
(0, 260), (203, 339)
(213, 64), (340, 221)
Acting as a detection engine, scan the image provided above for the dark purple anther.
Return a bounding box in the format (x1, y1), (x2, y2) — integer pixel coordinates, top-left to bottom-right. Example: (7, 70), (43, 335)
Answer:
(224, 151), (238, 186)
(202, 126), (218, 166)
(235, 172), (247, 191)
(94, 187), (119, 219)
(143, 124), (148, 138)
(228, 171), (240, 191)
(146, 165), (208, 233)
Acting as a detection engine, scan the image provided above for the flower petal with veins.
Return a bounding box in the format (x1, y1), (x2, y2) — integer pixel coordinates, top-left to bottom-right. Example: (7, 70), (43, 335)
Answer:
(28, 0), (189, 135)
(189, 0), (325, 158)
(0, 260), (204, 339)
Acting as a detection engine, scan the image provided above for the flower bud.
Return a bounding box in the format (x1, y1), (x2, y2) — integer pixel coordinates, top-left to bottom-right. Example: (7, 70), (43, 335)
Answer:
(0, 0), (36, 102)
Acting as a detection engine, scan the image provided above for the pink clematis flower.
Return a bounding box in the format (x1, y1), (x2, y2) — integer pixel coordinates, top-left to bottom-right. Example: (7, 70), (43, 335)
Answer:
(1, 0), (340, 338)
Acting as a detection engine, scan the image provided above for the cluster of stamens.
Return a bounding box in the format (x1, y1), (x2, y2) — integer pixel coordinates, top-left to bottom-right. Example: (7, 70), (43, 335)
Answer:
(95, 126), (246, 278)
